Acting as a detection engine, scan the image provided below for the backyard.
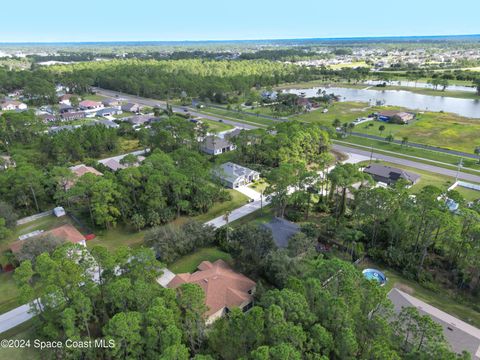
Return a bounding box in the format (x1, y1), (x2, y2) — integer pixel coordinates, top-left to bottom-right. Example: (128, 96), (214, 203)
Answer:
(169, 247), (232, 273)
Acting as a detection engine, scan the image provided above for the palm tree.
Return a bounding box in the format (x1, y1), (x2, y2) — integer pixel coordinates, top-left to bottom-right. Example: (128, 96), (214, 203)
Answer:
(401, 136), (409, 148)
(223, 210), (231, 242)
(378, 125), (385, 135)
(386, 134), (394, 143)
(332, 118), (341, 129)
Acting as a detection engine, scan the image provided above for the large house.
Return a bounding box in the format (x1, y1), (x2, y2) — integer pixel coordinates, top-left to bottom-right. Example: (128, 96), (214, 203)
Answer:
(377, 110), (415, 124)
(167, 260), (256, 324)
(79, 100), (103, 110)
(388, 288), (480, 360)
(363, 164), (420, 186)
(10, 224), (86, 254)
(1, 100), (27, 111)
(96, 107), (123, 117)
(66, 164), (103, 189)
(214, 162), (260, 188)
(121, 103), (142, 113)
(201, 136), (236, 155)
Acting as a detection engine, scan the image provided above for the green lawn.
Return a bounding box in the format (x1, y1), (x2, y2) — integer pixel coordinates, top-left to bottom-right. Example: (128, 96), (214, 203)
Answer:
(294, 101), (480, 154)
(0, 320), (46, 359)
(0, 272), (21, 314)
(169, 247), (232, 274)
(230, 206), (274, 228)
(359, 259), (480, 328)
(199, 107), (274, 127)
(202, 118), (234, 132)
(454, 186), (480, 202)
(83, 94), (107, 101)
(86, 225), (145, 251)
(248, 179), (268, 193)
(193, 189), (249, 223)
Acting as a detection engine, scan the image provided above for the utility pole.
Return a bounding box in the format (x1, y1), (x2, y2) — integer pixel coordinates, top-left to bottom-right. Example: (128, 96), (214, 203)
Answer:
(455, 158), (463, 182)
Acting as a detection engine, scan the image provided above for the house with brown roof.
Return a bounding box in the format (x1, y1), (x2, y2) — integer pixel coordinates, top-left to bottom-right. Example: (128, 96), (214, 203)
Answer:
(79, 100), (103, 110)
(10, 224), (86, 254)
(167, 260), (256, 324)
(66, 164), (103, 189)
(1, 99), (27, 111)
(377, 110), (415, 124)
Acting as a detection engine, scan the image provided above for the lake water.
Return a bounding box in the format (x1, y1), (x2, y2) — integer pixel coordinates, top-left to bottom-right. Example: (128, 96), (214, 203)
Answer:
(364, 80), (476, 93)
(286, 87), (480, 119)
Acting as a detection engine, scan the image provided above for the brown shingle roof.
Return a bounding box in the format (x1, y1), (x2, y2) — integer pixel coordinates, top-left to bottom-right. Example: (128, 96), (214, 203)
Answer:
(168, 260), (256, 316)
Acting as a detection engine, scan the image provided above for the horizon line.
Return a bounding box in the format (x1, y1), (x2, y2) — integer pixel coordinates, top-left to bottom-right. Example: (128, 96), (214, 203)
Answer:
(1, 33), (480, 45)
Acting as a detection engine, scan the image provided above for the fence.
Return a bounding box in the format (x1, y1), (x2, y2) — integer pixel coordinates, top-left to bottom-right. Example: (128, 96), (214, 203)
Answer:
(16, 209), (53, 225)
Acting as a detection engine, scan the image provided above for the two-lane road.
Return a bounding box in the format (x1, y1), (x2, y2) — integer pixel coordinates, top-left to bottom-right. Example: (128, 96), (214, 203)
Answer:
(93, 87), (258, 130)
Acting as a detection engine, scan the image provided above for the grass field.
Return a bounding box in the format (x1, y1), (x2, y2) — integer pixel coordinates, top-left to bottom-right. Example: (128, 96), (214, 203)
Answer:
(0, 272), (21, 314)
(359, 259), (480, 328)
(199, 107), (274, 127)
(83, 94), (107, 101)
(0, 320), (46, 359)
(294, 101), (480, 154)
(193, 189), (249, 223)
(169, 247), (232, 273)
(202, 118), (234, 132)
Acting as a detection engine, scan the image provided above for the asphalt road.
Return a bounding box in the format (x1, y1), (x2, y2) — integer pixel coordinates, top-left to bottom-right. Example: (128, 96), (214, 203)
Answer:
(92, 88), (258, 130)
(94, 87), (480, 183)
(333, 144), (480, 183)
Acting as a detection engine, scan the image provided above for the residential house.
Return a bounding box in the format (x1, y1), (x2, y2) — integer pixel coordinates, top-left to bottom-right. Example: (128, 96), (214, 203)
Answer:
(262, 217), (300, 248)
(66, 164), (103, 189)
(98, 153), (146, 171)
(59, 104), (75, 114)
(60, 111), (86, 121)
(167, 260), (256, 324)
(377, 110), (415, 124)
(95, 107), (123, 117)
(0, 99), (27, 111)
(121, 103), (142, 113)
(261, 90), (278, 101)
(102, 98), (120, 107)
(39, 113), (57, 122)
(363, 164), (420, 186)
(125, 114), (154, 126)
(201, 136), (235, 155)
(10, 224), (87, 254)
(388, 288), (480, 360)
(89, 119), (120, 129)
(58, 94), (78, 106)
(214, 162), (260, 188)
(79, 100), (103, 110)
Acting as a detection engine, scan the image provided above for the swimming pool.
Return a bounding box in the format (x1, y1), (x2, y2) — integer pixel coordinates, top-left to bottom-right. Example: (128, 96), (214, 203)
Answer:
(362, 268), (387, 286)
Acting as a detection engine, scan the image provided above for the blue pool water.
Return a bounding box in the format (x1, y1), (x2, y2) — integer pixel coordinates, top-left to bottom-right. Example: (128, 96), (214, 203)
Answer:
(362, 268), (387, 286)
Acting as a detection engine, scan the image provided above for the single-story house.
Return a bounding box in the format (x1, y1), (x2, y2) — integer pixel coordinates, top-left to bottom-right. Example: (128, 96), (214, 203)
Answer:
(201, 136), (236, 155)
(89, 119), (120, 129)
(79, 100), (103, 110)
(98, 154), (145, 171)
(377, 110), (415, 124)
(125, 114), (154, 126)
(262, 217), (300, 248)
(95, 107), (123, 117)
(102, 98), (120, 107)
(66, 164), (103, 189)
(214, 162), (260, 188)
(48, 125), (77, 134)
(58, 94), (77, 106)
(167, 260), (256, 324)
(10, 223), (86, 254)
(261, 90), (278, 101)
(60, 111), (86, 121)
(121, 103), (142, 113)
(39, 113), (57, 122)
(59, 104), (75, 114)
(388, 288), (480, 360)
(363, 164), (420, 186)
(1, 100), (27, 111)
(297, 98), (312, 109)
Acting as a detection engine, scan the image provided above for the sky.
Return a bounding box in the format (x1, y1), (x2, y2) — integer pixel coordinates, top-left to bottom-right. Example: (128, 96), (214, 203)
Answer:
(1, 0), (480, 42)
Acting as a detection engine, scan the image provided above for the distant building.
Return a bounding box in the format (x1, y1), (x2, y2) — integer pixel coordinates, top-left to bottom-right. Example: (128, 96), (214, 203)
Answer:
(66, 164), (103, 189)
(95, 107), (123, 117)
(53, 206), (66, 217)
(363, 164), (420, 186)
(167, 260), (256, 324)
(377, 111), (415, 124)
(125, 114), (155, 126)
(58, 94), (78, 106)
(262, 217), (300, 248)
(79, 100), (103, 110)
(214, 162), (260, 188)
(0, 155), (15, 170)
(121, 103), (142, 113)
(89, 119), (120, 129)
(0, 99), (27, 111)
(261, 90), (278, 101)
(201, 136), (236, 155)
(98, 153), (146, 171)
(388, 288), (480, 360)
(10, 224), (86, 254)
(60, 111), (86, 121)
(102, 98), (120, 107)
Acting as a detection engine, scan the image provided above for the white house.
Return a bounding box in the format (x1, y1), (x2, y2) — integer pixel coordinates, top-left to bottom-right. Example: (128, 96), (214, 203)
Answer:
(1, 100), (27, 111)
(214, 162), (260, 188)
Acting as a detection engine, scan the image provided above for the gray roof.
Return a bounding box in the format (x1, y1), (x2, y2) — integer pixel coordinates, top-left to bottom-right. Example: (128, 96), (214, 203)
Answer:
(89, 119), (119, 128)
(203, 136), (232, 151)
(363, 164), (420, 184)
(262, 217), (300, 248)
(126, 115), (154, 125)
(95, 107), (121, 116)
(214, 162), (259, 184)
(388, 288), (480, 359)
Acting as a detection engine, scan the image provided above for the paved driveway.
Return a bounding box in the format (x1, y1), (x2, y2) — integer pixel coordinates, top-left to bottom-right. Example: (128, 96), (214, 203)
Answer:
(235, 186), (262, 200)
